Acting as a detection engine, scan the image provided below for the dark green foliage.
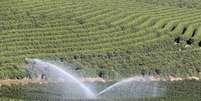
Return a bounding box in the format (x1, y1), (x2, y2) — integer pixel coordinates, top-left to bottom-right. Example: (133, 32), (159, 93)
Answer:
(0, 80), (201, 101)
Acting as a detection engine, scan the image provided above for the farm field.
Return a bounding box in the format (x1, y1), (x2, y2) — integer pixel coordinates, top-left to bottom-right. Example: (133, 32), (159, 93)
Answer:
(1, 0), (201, 100)
(0, 0), (201, 78)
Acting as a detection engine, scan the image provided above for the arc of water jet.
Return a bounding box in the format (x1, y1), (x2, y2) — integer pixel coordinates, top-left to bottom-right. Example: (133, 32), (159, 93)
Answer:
(96, 76), (148, 97)
(25, 58), (96, 99)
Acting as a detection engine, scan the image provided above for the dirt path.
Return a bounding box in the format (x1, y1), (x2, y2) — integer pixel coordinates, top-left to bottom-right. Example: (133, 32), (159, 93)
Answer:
(149, 75), (200, 81)
(0, 79), (48, 86)
(0, 76), (200, 86)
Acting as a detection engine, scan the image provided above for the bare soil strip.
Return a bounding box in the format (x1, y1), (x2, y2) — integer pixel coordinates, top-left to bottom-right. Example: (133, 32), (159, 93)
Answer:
(0, 76), (200, 86)
(0, 79), (48, 86)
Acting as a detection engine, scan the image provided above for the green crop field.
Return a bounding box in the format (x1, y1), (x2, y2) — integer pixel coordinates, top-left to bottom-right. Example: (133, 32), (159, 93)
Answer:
(1, 0), (201, 79)
(1, 0), (201, 100)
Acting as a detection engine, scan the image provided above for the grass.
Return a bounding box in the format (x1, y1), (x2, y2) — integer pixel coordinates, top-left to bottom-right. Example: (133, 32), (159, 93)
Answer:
(0, 80), (200, 101)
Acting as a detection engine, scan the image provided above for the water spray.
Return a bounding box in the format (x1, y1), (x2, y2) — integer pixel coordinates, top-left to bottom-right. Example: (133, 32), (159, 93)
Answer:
(96, 76), (149, 97)
(25, 58), (96, 99)
(25, 58), (164, 99)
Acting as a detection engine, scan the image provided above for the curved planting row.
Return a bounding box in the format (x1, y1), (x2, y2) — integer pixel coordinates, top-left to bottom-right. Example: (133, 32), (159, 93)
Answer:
(1, 0), (201, 78)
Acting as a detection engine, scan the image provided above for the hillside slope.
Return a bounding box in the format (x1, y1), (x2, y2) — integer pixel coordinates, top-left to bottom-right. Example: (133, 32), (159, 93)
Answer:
(0, 0), (201, 79)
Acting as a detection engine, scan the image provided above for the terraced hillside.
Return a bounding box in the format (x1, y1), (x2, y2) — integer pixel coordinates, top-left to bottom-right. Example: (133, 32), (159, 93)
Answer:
(1, 0), (201, 79)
